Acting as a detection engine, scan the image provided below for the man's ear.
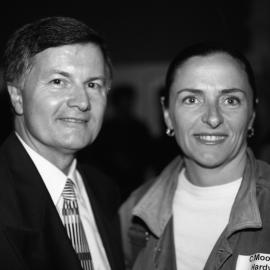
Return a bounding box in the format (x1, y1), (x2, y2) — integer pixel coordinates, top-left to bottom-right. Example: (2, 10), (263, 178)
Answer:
(7, 85), (23, 115)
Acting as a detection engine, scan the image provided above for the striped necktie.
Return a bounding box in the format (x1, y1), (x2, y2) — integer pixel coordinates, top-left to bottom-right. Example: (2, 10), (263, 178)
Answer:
(62, 178), (94, 270)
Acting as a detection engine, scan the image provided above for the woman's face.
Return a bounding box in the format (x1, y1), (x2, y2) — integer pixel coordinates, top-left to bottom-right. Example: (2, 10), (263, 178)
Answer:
(163, 52), (255, 169)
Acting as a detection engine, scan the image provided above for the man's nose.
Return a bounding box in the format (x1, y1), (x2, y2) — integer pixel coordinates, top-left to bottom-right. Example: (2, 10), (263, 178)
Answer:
(201, 102), (224, 128)
(67, 86), (90, 111)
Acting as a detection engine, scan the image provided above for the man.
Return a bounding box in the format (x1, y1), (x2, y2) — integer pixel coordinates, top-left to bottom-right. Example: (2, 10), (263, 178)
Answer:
(0, 16), (124, 270)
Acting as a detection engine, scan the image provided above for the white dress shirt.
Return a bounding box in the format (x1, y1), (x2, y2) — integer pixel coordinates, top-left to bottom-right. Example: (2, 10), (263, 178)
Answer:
(16, 133), (110, 270)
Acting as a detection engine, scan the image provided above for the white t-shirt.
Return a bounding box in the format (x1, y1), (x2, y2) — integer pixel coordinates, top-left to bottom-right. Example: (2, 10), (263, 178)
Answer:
(173, 169), (242, 270)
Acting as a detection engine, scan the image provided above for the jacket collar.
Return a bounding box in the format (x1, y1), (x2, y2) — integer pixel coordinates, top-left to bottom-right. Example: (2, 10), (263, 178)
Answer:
(133, 148), (262, 238)
(3, 133), (122, 270)
(133, 157), (183, 237)
(0, 133), (84, 269)
(226, 148), (262, 235)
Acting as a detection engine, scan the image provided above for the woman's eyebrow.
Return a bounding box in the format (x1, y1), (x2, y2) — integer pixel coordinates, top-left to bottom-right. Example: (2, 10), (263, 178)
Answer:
(221, 88), (247, 96)
(177, 88), (246, 95)
(177, 89), (203, 95)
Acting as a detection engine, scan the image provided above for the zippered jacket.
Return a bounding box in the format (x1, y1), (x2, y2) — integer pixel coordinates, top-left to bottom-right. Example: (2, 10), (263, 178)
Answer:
(120, 149), (270, 270)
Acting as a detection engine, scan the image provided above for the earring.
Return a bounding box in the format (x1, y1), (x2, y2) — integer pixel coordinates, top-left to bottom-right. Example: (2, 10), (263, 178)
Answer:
(166, 128), (175, 137)
(247, 127), (254, 138)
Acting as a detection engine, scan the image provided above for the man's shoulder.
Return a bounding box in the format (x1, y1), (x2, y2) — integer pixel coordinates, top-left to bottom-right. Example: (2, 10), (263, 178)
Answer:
(78, 162), (121, 213)
(0, 133), (30, 171)
(78, 162), (117, 189)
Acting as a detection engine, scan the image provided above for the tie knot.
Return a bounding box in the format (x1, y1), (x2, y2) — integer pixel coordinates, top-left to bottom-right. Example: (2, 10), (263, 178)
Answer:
(62, 179), (76, 201)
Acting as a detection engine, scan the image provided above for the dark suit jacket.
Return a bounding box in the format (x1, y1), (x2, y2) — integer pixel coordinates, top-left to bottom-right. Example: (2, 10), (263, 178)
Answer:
(0, 133), (125, 270)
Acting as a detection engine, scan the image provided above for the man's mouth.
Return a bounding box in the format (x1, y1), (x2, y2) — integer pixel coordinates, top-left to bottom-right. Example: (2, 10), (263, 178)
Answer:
(59, 117), (88, 124)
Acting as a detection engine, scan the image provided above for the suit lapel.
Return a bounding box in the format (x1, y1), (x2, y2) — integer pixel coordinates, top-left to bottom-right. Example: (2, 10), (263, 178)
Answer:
(0, 133), (83, 270)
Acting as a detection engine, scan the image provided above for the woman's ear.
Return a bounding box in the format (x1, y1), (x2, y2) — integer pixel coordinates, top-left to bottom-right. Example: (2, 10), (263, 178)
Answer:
(248, 111), (256, 130)
(7, 85), (23, 115)
(161, 97), (173, 130)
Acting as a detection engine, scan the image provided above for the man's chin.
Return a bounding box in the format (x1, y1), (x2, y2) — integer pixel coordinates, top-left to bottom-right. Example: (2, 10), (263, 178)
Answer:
(61, 141), (92, 154)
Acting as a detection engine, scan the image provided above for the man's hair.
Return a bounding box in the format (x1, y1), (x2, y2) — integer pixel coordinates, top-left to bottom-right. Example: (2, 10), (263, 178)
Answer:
(162, 42), (257, 109)
(3, 16), (112, 87)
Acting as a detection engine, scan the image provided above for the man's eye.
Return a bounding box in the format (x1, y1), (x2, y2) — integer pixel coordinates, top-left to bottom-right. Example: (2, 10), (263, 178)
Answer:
(88, 82), (99, 89)
(87, 81), (106, 92)
(50, 79), (64, 86)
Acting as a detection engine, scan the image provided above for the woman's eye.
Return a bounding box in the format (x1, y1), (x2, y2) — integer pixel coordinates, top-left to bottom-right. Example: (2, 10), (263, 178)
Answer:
(183, 96), (198, 104)
(224, 96), (241, 105)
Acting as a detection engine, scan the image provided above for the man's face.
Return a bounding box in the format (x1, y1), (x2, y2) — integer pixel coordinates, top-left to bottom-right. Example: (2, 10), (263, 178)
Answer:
(9, 43), (109, 162)
(163, 53), (255, 169)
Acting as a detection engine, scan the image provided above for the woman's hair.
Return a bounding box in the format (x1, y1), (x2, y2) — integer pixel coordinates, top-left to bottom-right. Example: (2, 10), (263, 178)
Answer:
(162, 42), (257, 109)
(4, 16), (112, 87)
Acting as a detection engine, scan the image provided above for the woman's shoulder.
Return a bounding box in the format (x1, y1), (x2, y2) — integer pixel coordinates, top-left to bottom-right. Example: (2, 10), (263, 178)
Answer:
(255, 158), (270, 189)
(122, 155), (183, 210)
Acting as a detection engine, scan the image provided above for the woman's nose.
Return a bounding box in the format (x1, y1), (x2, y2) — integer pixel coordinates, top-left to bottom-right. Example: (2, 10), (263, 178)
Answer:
(201, 103), (224, 128)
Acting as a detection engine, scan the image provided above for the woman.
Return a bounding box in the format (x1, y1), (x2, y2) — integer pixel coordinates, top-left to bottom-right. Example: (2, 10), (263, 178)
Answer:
(120, 42), (270, 270)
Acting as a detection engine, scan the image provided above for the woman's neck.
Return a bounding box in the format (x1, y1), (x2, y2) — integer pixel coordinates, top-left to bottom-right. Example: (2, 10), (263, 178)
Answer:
(184, 149), (247, 187)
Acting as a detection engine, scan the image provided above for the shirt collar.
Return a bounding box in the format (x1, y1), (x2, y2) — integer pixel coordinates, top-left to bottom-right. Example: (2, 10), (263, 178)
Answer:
(15, 132), (77, 205)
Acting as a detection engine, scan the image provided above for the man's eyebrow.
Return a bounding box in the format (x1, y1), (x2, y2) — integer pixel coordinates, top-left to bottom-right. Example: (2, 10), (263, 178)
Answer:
(47, 70), (107, 81)
(46, 70), (71, 78)
(87, 76), (107, 81)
